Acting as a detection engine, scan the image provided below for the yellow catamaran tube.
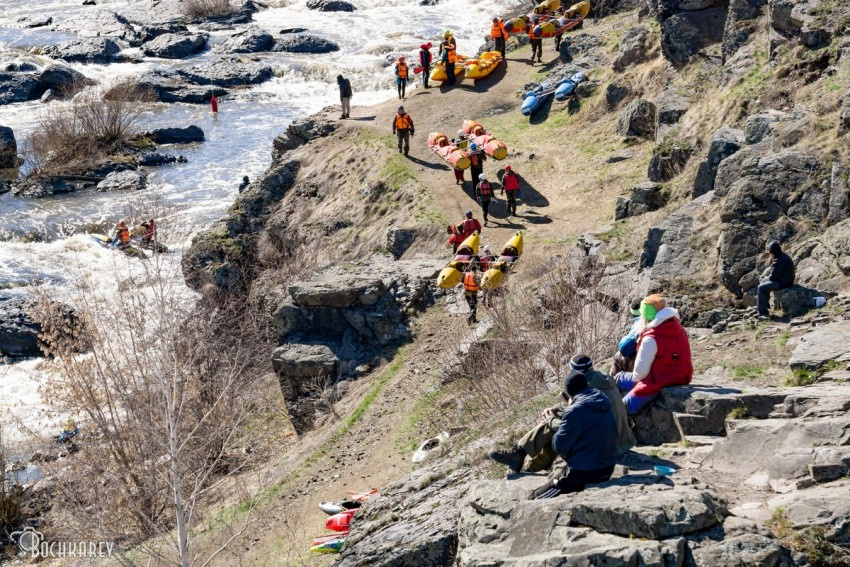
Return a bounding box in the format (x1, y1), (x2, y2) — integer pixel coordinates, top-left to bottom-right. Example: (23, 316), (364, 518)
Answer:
(480, 231), (523, 290)
(463, 51), (502, 80)
(430, 56), (468, 82)
(437, 231), (480, 288)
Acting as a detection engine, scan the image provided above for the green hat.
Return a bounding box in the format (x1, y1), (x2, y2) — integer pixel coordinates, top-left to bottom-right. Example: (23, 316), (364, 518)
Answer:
(640, 294), (666, 321)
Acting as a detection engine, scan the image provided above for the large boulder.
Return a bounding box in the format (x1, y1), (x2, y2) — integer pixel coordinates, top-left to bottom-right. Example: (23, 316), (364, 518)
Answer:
(41, 37), (121, 64)
(0, 296), (42, 357)
(745, 107), (811, 145)
(612, 25), (651, 71)
(272, 343), (338, 388)
(614, 181), (666, 220)
(693, 128), (744, 198)
(141, 32), (208, 59)
(12, 178), (74, 198)
(213, 25), (275, 53)
(691, 534), (794, 566)
(648, 141), (693, 182)
(0, 73), (39, 105)
(788, 320), (850, 371)
(0, 126), (17, 169)
(768, 481), (850, 544)
(791, 218), (850, 293)
(656, 92), (690, 125)
(306, 0), (356, 11)
(616, 98), (656, 139)
(272, 114), (339, 160)
(37, 64), (89, 92)
(178, 58), (274, 87)
(605, 82), (631, 108)
(386, 228), (416, 259)
(146, 125), (205, 144)
(136, 70), (229, 104)
(273, 34), (340, 54)
(660, 7), (727, 68)
(96, 170), (147, 192)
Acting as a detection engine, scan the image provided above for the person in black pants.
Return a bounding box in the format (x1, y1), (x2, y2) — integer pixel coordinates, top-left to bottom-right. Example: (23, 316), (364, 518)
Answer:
(475, 173), (494, 225)
(757, 240), (795, 318)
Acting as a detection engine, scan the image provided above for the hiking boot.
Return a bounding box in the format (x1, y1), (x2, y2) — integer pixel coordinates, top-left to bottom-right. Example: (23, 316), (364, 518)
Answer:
(489, 446), (527, 473)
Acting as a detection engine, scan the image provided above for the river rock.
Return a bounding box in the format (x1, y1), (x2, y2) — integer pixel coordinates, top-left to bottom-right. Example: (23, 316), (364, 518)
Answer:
(0, 296), (42, 357)
(0, 126), (16, 169)
(273, 34), (339, 54)
(41, 37), (121, 64)
(768, 480), (850, 544)
(136, 70), (228, 103)
(386, 228), (416, 258)
(0, 73), (39, 105)
(660, 7), (726, 67)
(146, 125), (205, 144)
(137, 152), (187, 166)
(306, 0), (356, 11)
(134, 23), (189, 44)
(272, 115), (338, 159)
(52, 9), (132, 39)
(17, 15), (53, 28)
(213, 25), (275, 53)
(691, 534), (794, 566)
(37, 64), (89, 92)
(178, 58), (273, 87)
(96, 170), (147, 192)
(612, 25), (651, 71)
(788, 320), (850, 371)
(693, 128), (744, 198)
(617, 98), (656, 139)
(141, 32), (208, 59)
(12, 178), (74, 198)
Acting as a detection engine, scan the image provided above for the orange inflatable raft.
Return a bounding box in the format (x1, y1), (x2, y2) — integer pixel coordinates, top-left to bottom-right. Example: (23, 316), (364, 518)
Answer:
(461, 120), (508, 160)
(428, 132), (471, 170)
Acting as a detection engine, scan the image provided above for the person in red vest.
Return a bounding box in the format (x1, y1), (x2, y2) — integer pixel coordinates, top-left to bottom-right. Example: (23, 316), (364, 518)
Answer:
(447, 224), (464, 253)
(463, 264), (481, 324)
(614, 294), (693, 415)
(419, 43), (433, 88)
(475, 173), (494, 225)
(210, 94), (218, 114)
(501, 165), (520, 216)
(459, 211), (482, 239)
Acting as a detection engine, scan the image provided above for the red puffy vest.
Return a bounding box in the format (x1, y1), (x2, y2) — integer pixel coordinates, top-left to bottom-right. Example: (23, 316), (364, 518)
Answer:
(634, 317), (692, 396)
(503, 172), (519, 191)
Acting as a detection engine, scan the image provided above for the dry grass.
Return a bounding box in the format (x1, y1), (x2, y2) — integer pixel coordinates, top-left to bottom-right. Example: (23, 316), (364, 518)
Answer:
(183, 0), (236, 19)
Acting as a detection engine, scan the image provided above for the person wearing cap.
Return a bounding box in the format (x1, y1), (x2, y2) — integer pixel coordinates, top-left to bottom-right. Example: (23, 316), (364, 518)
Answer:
(337, 74), (353, 119)
(459, 210), (482, 239)
(463, 263), (481, 324)
(490, 355), (634, 475)
(419, 43), (433, 88)
(611, 298), (643, 374)
(392, 105), (414, 156)
(490, 17), (508, 58)
(475, 172), (495, 225)
(757, 241), (795, 318)
(394, 56), (409, 100)
(500, 165), (520, 216)
(614, 294), (693, 415)
(468, 142), (486, 190)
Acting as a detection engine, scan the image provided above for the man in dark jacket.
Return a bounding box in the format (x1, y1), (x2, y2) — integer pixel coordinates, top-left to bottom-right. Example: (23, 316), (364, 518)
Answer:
(337, 75), (353, 119)
(419, 43), (432, 88)
(490, 355), (633, 474)
(758, 240), (795, 317)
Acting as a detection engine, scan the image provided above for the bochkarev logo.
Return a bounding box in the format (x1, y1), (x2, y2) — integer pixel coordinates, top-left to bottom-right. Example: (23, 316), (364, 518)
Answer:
(11, 526), (114, 558)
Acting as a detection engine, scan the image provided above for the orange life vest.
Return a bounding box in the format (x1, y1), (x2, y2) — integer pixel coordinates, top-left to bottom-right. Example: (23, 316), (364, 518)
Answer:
(491, 21), (507, 39)
(117, 227), (130, 244)
(397, 62), (408, 79)
(445, 43), (457, 63)
(463, 272), (479, 292)
(394, 113), (412, 130)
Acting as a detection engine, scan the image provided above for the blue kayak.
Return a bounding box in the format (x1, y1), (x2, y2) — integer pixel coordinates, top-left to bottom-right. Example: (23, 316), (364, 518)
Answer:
(554, 71), (586, 101)
(521, 81), (556, 116)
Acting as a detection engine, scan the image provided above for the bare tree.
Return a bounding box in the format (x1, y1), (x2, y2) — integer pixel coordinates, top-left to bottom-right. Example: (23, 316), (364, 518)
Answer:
(33, 202), (274, 566)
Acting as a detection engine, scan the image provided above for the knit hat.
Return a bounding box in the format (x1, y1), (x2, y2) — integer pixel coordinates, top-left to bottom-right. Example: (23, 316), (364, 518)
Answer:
(563, 370), (589, 398)
(767, 240), (782, 255)
(640, 294), (666, 321)
(569, 354), (593, 373)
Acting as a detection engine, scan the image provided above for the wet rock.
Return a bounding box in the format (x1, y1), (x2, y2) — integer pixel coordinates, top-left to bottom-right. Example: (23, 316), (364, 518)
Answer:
(306, 0), (356, 11)
(386, 228), (416, 259)
(648, 141), (693, 182)
(83, 0), (96, 4)
(0, 73), (39, 105)
(788, 320), (850, 371)
(616, 98), (656, 139)
(137, 152), (187, 166)
(17, 15), (53, 28)
(12, 178), (74, 198)
(0, 126), (17, 169)
(693, 128), (744, 198)
(213, 25), (275, 53)
(612, 25), (651, 71)
(178, 58), (274, 87)
(692, 534), (794, 566)
(661, 7), (726, 68)
(141, 32), (208, 59)
(272, 115), (338, 160)
(0, 296), (42, 357)
(136, 69), (228, 104)
(52, 9), (131, 39)
(273, 34), (339, 54)
(37, 64), (89, 92)
(146, 125), (205, 144)
(96, 170), (147, 192)
(41, 37), (121, 64)
(133, 23), (189, 44)
(605, 82), (631, 108)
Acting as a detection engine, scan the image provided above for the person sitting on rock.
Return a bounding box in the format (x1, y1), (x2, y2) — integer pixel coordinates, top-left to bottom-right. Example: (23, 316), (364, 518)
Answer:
(611, 298), (642, 375)
(614, 294), (693, 416)
(528, 369), (620, 499)
(490, 355), (635, 474)
(758, 240), (795, 319)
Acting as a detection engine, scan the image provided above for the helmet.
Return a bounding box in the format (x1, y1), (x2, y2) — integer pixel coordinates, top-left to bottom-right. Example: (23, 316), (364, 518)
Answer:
(469, 142), (478, 150)
(420, 43), (429, 49)
(399, 56), (405, 62)
(443, 30), (452, 38)
(504, 165), (512, 171)
(479, 173), (487, 181)
(484, 245), (491, 253)
(466, 210), (473, 218)
(457, 130), (465, 137)
(397, 105), (404, 111)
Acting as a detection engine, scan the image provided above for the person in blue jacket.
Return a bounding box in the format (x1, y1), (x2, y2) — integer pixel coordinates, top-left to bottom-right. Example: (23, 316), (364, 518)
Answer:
(529, 370), (619, 499)
(612, 298), (642, 374)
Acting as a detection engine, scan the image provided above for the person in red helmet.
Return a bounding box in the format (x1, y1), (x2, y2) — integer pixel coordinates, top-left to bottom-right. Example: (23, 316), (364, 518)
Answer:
(110, 220), (131, 247)
(419, 43), (433, 88)
(395, 56), (409, 100)
(501, 165), (520, 216)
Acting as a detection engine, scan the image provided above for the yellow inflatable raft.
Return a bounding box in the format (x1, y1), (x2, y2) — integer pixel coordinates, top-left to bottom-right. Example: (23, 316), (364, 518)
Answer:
(437, 231), (479, 289)
(429, 56), (468, 82)
(532, 0), (561, 14)
(480, 231), (523, 290)
(463, 51), (502, 80)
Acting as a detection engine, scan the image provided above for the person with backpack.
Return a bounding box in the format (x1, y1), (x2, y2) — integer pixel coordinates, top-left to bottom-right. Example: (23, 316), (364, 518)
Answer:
(419, 43), (433, 88)
(468, 142), (486, 189)
(475, 173), (495, 225)
(337, 74), (353, 119)
(501, 165), (520, 216)
(394, 56), (409, 100)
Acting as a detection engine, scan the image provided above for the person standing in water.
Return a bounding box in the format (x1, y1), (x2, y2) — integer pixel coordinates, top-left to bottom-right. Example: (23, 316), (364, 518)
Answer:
(210, 94), (218, 114)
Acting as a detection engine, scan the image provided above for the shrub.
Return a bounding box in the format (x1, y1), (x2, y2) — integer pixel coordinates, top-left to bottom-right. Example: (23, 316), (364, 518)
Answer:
(183, 0), (235, 19)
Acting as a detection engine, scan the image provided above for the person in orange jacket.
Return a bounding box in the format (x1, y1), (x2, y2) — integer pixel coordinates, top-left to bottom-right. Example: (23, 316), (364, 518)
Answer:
(491, 17), (508, 58)
(392, 105), (414, 155)
(394, 56), (409, 100)
(463, 263), (481, 325)
(110, 220), (131, 247)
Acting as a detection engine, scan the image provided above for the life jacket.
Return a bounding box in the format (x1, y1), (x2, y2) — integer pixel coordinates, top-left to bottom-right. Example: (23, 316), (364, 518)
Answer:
(634, 318), (693, 396)
(396, 62), (408, 79)
(503, 172), (519, 191)
(444, 43), (457, 63)
(463, 272), (479, 292)
(420, 49), (431, 67)
(491, 21), (507, 39)
(144, 222), (156, 239)
(478, 181), (493, 198)
(462, 218), (479, 236)
(117, 227), (130, 244)
(394, 113), (412, 130)
(469, 153), (482, 167)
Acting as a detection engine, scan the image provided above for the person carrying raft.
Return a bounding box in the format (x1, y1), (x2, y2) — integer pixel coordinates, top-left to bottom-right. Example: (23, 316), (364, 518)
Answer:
(500, 165), (520, 216)
(419, 43), (433, 89)
(447, 224), (464, 253)
(463, 263), (481, 325)
(468, 142), (486, 190)
(392, 105), (414, 156)
(394, 56), (409, 100)
(491, 17), (508, 59)
(475, 173), (495, 225)
(110, 220), (131, 247)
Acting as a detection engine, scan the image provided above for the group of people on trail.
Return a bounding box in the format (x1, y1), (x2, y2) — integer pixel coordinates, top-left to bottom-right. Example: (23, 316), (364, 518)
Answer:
(451, 155), (522, 224)
(489, 293), (693, 499)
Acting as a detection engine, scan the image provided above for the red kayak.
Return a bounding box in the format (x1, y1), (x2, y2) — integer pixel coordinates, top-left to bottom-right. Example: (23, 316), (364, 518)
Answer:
(313, 532), (349, 546)
(325, 509), (356, 532)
